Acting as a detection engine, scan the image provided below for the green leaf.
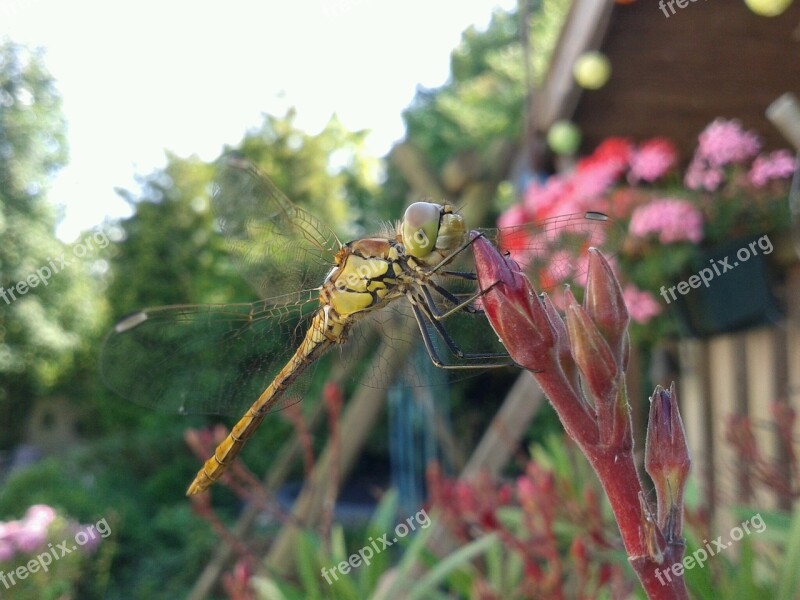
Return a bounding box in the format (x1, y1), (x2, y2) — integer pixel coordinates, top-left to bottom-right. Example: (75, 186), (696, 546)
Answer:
(295, 531), (324, 600)
(777, 506), (800, 600)
(251, 576), (289, 600)
(405, 533), (500, 600)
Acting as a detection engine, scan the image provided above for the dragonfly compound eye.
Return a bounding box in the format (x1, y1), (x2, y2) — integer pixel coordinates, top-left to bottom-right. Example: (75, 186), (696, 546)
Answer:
(402, 202), (441, 258)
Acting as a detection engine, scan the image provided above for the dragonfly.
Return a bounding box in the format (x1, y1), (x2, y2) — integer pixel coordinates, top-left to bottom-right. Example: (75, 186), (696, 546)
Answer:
(100, 156), (616, 496)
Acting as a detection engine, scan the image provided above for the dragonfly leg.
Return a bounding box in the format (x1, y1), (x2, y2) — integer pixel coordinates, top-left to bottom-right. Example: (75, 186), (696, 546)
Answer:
(420, 280), (480, 316)
(427, 231), (487, 274)
(439, 270), (477, 280)
(420, 280), (501, 322)
(408, 291), (513, 367)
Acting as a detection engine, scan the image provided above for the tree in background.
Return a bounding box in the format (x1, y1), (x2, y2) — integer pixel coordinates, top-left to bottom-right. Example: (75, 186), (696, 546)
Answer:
(0, 41), (106, 451)
(108, 109), (381, 314)
(392, 0), (570, 225)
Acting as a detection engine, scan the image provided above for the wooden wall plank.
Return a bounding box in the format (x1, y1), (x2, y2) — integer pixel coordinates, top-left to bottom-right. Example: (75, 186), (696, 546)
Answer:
(571, 0), (800, 156)
(708, 334), (741, 532)
(678, 338), (714, 514)
(745, 327), (779, 509)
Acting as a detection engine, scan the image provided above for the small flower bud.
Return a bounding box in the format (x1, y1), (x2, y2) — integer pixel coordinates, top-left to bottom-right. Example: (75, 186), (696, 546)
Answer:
(584, 249), (629, 370)
(565, 299), (619, 402)
(645, 383), (691, 539)
(471, 233), (558, 371)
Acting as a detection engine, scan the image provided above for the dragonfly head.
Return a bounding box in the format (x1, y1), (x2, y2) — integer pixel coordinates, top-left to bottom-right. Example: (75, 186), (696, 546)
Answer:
(401, 202), (465, 260)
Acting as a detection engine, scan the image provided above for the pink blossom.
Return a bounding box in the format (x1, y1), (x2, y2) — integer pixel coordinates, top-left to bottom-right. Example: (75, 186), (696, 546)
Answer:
(524, 176), (580, 221)
(0, 520), (21, 554)
(623, 284), (662, 324)
(0, 505), (57, 554)
(702, 167), (723, 191)
(684, 160), (724, 191)
(16, 521), (48, 553)
(0, 520), (21, 562)
(629, 198), (704, 244)
(571, 159), (619, 204)
(542, 249), (577, 288)
(516, 475), (537, 506)
(684, 161), (705, 190)
(0, 538), (14, 562)
(696, 118), (761, 167)
(497, 203), (529, 229)
(25, 505), (56, 529)
(589, 137), (633, 174)
(629, 138), (677, 183)
(748, 150), (797, 187)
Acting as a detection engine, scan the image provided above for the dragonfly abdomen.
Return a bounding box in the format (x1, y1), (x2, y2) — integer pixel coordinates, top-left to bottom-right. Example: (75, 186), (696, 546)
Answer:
(186, 310), (340, 495)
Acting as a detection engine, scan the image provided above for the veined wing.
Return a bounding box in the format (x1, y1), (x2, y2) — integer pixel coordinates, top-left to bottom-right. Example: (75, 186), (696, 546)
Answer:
(100, 289), (323, 416)
(211, 155), (342, 300)
(327, 212), (623, 384)
(477, 211), (621, 294)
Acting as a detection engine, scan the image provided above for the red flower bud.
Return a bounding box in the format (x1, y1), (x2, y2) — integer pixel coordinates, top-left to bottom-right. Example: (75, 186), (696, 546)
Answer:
(645, 383), (691, 539)
(541, 292), (581, 396)
(564, 299), (619, 402)
(584, 248), (629, 370)
(471, 232), (557, 371)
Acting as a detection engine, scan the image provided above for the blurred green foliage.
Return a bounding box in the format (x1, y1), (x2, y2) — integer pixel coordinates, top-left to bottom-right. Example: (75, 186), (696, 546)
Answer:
(0, 2), (576, 596)
(0, 41), (108, 447)
(401, 0), (569, 175)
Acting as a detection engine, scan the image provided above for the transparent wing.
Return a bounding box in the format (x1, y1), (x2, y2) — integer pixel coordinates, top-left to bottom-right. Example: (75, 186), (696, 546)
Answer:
(340, 212), (624, 384)
(100, 205), (622, 417)
(477, 211), (622, 294)
(350, 292), (510, 387)
(211, 155), (342, 299)
(100, 290), (322, 416)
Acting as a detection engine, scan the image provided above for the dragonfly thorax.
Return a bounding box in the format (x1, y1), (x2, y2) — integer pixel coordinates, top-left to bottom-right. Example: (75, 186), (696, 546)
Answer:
(322, 238), (411, 320)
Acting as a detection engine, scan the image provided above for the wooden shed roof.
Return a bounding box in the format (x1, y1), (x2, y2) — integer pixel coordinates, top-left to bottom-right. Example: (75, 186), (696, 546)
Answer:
(537, 0), (800, 157)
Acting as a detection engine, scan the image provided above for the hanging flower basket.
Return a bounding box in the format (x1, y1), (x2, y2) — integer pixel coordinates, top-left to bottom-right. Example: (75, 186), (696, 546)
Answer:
(500, 118), (797, 341)
(670, 234), (784, 337)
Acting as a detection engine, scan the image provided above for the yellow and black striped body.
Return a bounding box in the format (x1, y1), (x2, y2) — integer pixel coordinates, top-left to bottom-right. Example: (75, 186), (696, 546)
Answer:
(187, 238), (419, 494)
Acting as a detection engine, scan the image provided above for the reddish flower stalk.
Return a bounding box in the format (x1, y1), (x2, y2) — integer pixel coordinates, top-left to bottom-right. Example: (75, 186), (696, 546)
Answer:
(726, 403), (799, 500)
(221, 559), (256, 600)
(320, 381), (343, 545)
(189, 492), (254, 561)
(283, 401), (315, 476)
(426, 452), (632, 597)
(471, 233), (690, 600)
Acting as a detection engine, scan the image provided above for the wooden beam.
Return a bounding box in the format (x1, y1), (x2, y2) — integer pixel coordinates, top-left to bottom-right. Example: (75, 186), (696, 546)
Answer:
(532, 0), (616, 132)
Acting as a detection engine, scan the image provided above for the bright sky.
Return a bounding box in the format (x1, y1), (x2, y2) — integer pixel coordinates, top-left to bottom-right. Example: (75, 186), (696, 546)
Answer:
(2, 0), (516, 241)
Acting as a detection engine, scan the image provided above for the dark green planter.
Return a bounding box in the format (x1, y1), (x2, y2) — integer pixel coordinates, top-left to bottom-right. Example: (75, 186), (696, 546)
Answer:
(672, 235), (784, 338)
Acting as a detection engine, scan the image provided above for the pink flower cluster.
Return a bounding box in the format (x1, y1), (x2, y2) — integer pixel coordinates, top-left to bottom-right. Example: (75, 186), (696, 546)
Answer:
(494, 117), (796, 329)
(697, 118), (761, 166)
(628, 138), (678, 183)
(622, 284), (662, 324)
(0, 505), (100, 564)
(0, 504), (56, 561)
(748, 149), (797, 187)
(685, 119), (762, 191)
(628, 197), (704, 244)
(512, 137), (678, 228)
